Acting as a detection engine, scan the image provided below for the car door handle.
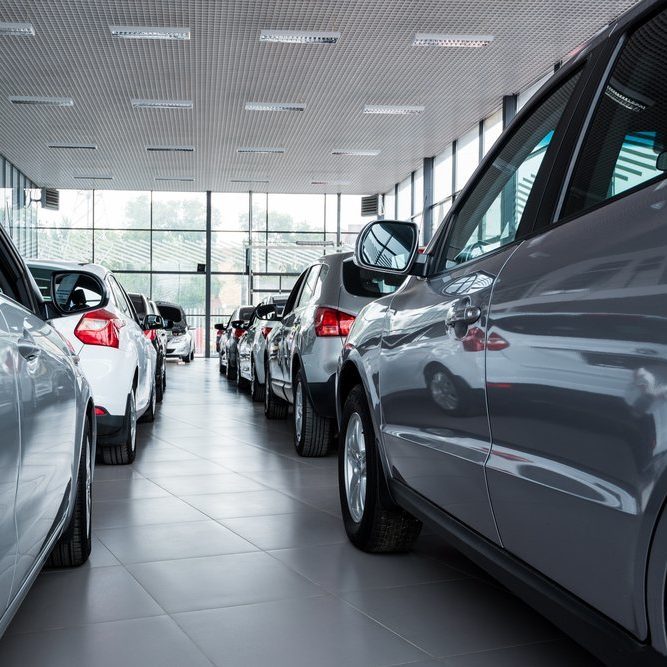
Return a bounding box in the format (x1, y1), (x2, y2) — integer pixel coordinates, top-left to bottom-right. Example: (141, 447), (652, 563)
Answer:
(446, 302), (481, 327)
(18, 339), (41, 362)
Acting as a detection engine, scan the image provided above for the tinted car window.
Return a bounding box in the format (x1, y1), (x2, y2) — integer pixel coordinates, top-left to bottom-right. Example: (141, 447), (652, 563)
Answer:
(28, 267), (52, 301)
(129, 294), (147, 317)
(283, 270), (308, 316)
(342, 260), (404, 297)
(561, 9), (667, 218)
(239, 306), (254, 321)
(296, 266), (320, 309)
(436, 71), (581, 271)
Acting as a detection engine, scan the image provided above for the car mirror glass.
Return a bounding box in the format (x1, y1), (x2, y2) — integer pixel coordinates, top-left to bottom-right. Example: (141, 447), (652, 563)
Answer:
(355, 220), (419, 275)
(50, 271), (106, 315)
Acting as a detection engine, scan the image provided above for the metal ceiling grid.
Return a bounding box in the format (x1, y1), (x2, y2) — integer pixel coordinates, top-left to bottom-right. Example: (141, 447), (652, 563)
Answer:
(0, 0), (640, 194)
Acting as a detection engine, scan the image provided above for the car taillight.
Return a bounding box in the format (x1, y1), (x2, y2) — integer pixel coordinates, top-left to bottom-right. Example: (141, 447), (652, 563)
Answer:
(143, 329), (157, 341)
(261, 326), (272, 338)
(314, 307), (356, 337)
(94, 406), (108, 416)
(74, 309), (125, 349)
(234, 327), (245, 339)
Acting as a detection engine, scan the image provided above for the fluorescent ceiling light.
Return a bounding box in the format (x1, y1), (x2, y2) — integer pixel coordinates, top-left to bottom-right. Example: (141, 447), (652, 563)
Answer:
(110, 25), (190, 40)
(132, 99), (192, 109)
(230, 179), (269, 184)
(245, 102), (304, 112)
(237, 147), (285, 154)
(259, 30), (340, 45)
(74, 175), (113, 180)
(9, 96), (73, 107)
(48, 143), (97, 150)
(146, 145), (195, 152)
(331, 149), (380, 156)
(155, 176), (194, 182)
(0, 22), (35, 37)
(363, 104), (424, 115)
(413, 33), (494, 47)
(311, 180), (351, 186)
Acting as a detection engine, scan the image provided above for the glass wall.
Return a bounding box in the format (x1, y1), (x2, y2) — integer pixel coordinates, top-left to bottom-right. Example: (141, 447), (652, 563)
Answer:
(0, 157), (40, 258)
(27, 189), (363, 355)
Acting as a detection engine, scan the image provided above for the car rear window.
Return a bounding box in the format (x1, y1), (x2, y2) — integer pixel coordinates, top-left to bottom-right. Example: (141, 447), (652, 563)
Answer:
(342, 260), (404, 298)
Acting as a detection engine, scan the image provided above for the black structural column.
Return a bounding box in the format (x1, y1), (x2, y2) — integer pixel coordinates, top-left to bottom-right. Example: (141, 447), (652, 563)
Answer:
(205, 190), (212, 358)
(501, 95), (518, 238)
(422, 157), (434, 243)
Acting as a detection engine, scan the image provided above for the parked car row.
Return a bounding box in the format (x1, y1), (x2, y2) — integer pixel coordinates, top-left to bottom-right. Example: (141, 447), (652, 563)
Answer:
(223, 3), (667, 662)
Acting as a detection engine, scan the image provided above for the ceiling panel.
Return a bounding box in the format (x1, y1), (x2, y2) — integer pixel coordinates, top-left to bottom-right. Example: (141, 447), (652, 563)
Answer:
(0, 0), (641, 193)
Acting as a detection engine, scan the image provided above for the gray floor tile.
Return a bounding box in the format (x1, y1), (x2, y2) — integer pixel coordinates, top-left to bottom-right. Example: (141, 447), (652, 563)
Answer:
(0, 616), (213, 667)
(269, 542), (468, 592)
(182, 489), (308, 519)
(128, 551), (322, 613)
(93, 478), (171, 502)
(93, 496), (207, 529)
(6, 566), (163, 634)
(440, 640), (600, 666)
(96, 520), (257, 564)
(133, 458), (227, 478)
(174, 595), (427, 667)
(150, 472), (267, 495)
(93, 464), (144, 481)
(341, 580), (561, 658)
(83, 536), (120, 568)
(221, 509), (347, 550)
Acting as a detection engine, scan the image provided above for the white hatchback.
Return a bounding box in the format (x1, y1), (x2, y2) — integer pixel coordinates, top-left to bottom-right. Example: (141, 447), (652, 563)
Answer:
(28, 260), (157, 464)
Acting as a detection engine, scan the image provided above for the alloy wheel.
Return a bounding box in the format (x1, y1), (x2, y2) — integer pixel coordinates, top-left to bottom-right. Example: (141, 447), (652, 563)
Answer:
(294, 380), (304, 442)
(344, 412), (367, 523)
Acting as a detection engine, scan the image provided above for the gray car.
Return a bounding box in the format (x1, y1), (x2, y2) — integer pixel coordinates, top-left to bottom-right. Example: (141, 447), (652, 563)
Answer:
(0, 224), (95, 636)
(265, 251), (402, 456)
(335, 2), (667, 663)
(217, 305), (253, 378)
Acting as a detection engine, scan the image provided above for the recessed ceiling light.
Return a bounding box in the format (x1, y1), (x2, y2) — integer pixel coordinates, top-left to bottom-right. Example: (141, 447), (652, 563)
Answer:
(0, 22), (35, 37)
(9, 96), (73, 107)
(237, 147), (285, 154)
(259, 30), (340, 45)
(331, 149), (380, 156)
(363, 104), (424, 115)
(245, 102), (305, 112)
(110, 25), (190, 40)
(412, 33), (494, 47)
(74, 175), (113, 180)
(131, 99), (192, 109)
(230, 179), (270, 184)
(311, 180), (351, 186)
(48, 143), (97, 150)
(155, 176), (194, 182)
(146, 145), (195, 152)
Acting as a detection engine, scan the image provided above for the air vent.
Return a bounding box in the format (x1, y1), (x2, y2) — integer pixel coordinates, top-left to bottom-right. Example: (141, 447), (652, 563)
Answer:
(48, 143), (97, 150)
(132, 99), (193, 110)
(237, 147), (285, 154)
(332, 149), (380, 157)
(74, 175), (113, 180)
(361, 195), (380, 217)
(412, 33), (494, 47)
(41, 188), (59, 211)
(9, 96), (73, 107)
(259, 30), (340, 45)
(0, 22), (35, 37)
(311, 180), (351, 186)
(230, 179), (269, 184)
(155, 176), (194, 182)
(363, 104), (424, 115)
(110, 26), (190, 40)
(245, 102), (305, 112)
(146, 145), (195, 152)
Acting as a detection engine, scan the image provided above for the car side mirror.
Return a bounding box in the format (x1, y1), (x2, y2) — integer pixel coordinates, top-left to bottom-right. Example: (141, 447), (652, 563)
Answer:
(657, 151), (667, 172)
(354, 219), (421, 276)
(230, 319), (244, 329)
(143, 314), (163, 331)
(214, 323), (226, 331)
(255, 304), (278, 320)
(50, 271), (108, 316)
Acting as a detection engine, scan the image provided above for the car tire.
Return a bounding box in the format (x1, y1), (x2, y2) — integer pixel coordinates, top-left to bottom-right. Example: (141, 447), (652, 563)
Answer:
(339, 385), (422, 552)
(226, 354), (236, 381)
(156, 362), (165, 403)
(101, 391), (137, 465)
(250, 361), (265, 403)
(236, 358), (249, 389)
(139, 378), (156, 423)
(190, 350), (195, 362)
(264, 365), (288, 419)
(182, 353), (191, 364)
(219, 353), (226, 375)
(47, 416), (93, 568)
(294, 369), (334, 457)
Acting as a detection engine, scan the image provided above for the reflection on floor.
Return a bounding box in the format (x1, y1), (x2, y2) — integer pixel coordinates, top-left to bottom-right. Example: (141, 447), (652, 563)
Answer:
(0, 360), (600, 666)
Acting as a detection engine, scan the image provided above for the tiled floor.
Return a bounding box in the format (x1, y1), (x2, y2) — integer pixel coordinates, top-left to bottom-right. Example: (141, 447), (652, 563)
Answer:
(0, 360), (600, 666)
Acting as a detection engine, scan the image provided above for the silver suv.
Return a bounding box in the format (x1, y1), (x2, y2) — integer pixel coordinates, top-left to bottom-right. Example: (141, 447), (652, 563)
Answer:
(264, 251), (402, 456)
(336, 2), (667, 663)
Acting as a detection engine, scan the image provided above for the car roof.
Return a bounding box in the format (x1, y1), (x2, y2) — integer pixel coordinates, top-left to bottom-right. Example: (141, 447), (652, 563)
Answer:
(26, 258), (109, 280)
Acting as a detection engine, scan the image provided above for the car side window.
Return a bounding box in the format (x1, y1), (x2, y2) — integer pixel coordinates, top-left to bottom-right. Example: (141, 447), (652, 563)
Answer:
(283, 270), (308, 316)
(294, 266), (317, 309)
(0, 257), (19, 303)
(560, 9), (667, 218)
(435, 71), (582, 271)
(108, 277), (131, 317)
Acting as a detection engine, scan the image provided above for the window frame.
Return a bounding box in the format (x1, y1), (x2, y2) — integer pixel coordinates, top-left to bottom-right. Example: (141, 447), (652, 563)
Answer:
(553, 8), (667, 226)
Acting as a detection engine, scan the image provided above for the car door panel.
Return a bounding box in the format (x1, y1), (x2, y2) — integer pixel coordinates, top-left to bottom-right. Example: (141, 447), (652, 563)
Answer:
(486, 183), (667, 636)
(380, 250), (518, 543)
(0, 303), (20, 615)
